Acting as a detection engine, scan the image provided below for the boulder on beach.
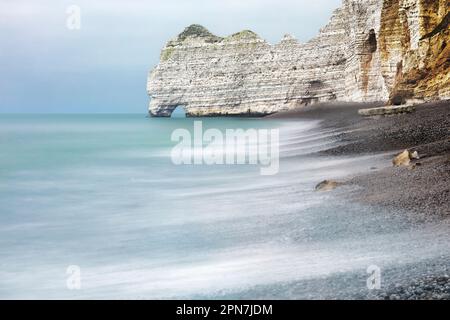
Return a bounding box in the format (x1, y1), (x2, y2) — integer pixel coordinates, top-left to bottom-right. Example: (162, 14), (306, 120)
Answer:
(315, 180), (341, 192)
(393, 150), (411, 166)
(393, 150), (420, 167)
(410, 151), (420, 160)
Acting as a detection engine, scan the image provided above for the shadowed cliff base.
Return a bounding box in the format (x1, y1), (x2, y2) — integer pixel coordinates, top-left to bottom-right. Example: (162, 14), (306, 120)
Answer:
(269, 100), (450, 220)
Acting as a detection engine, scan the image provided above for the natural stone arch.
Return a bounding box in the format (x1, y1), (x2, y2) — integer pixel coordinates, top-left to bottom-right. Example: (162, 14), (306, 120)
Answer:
(149, 103), (189, 117)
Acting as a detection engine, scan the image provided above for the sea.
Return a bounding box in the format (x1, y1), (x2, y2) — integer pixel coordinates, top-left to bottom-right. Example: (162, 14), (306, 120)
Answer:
(0, 114), (448, 299)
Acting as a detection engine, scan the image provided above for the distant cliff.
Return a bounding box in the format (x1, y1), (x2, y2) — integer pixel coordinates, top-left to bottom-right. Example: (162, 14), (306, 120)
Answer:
(147, 0), (449, 117)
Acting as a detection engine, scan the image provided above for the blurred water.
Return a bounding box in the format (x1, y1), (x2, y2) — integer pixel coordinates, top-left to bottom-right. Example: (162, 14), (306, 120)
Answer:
(0, 114), (448, 299)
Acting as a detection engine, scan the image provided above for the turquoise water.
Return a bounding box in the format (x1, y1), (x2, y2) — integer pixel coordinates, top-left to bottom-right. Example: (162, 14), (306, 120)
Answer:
(0, 114), (449, 299)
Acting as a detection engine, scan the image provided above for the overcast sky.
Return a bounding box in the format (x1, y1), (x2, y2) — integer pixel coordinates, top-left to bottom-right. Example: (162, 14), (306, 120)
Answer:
(0, 0), (342, 113)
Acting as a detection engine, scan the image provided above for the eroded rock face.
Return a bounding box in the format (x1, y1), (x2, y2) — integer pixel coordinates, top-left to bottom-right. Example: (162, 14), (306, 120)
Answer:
(381, 0), (450, 104)
(147, 0), (449, 117)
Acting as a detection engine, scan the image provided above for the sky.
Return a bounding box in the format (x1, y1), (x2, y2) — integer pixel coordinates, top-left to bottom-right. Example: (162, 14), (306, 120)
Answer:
(0, 0), (342, 113)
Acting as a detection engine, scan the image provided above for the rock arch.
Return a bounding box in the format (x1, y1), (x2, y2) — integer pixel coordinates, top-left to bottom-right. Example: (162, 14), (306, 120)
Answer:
(149, 103), (189, 117)
(171, 105), (187, 118)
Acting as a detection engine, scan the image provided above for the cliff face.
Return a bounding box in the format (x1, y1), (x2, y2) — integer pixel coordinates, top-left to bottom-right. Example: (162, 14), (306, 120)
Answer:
(147, 0), (449, 117)
(379, 0), (450, 103)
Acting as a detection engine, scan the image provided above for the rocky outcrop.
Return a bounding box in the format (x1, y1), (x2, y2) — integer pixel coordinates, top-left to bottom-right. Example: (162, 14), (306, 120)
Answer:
(380, 0), (450, 104)
(358, 104), (415, 116)
(147, 0), (449, 117)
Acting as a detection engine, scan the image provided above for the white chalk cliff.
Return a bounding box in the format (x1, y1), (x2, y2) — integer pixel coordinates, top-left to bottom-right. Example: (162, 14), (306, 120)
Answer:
(147, 0), (449, 117)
